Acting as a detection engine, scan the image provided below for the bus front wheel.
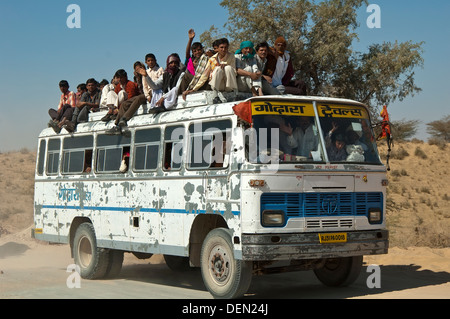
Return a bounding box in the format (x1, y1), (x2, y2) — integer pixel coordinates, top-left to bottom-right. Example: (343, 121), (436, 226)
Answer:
(313, 256), (363, 287)
(73, 222), (110, 279)
(200, 228), (252, 299)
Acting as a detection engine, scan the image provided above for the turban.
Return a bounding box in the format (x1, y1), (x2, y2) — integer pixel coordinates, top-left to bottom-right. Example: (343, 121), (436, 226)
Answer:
(275, 36), (287, 45)
(235, 41), (255, 59)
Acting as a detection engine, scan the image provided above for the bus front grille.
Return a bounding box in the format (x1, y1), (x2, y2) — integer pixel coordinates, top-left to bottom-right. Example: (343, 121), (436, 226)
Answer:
(260, 192), (383, 220)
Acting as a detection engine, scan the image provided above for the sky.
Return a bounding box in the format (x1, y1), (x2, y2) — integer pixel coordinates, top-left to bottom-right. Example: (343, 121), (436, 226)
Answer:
(0, 0), (448, 152)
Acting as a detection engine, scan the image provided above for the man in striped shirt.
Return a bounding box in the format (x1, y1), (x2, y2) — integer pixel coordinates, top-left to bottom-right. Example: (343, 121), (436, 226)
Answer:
(182, 38), (238, 103)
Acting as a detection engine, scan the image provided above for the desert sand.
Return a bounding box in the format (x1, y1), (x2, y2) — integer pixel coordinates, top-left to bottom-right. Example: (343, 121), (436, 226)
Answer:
(0, 142), (449, 298)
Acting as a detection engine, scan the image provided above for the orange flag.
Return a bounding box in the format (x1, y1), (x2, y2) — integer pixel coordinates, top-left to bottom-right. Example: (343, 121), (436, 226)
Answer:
(232, 101), (252, 124)
(378, 105), (391, 140)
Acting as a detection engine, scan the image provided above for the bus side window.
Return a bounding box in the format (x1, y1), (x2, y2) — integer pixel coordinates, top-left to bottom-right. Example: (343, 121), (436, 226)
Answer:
(84, 149), (93, 173)
(134, 128), (161, 172)
(46, 139), (61, 175)
(96, 134), (131, 173)
(188, 120), (232, 170)
(211, 132), (231, 168)
(62, 136), (94, 175)
(164, 125), (184, 171)
(164, 141), (183, 170)
(37, 140), (46, 176)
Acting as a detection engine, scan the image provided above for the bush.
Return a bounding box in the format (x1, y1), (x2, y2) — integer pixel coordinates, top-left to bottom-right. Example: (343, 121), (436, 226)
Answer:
(414, 147), (427, 159)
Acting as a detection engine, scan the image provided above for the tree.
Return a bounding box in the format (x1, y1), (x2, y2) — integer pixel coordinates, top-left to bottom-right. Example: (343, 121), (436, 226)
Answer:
(202, 0), (424, 115)
(427, 115), (450, 142)
(390, 119), (420, 141)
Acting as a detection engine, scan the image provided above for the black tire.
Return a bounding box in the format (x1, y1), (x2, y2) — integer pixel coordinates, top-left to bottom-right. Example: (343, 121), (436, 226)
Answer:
(313, 256), (363, 287)
(164, 255), (192, 272)
(104, 250), (124, 278)
(72, 223), (109, 279)
(200, 228), (252, 299)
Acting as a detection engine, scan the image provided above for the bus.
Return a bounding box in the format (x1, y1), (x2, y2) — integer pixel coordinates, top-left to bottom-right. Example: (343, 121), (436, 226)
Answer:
(32, 92), (389, 299)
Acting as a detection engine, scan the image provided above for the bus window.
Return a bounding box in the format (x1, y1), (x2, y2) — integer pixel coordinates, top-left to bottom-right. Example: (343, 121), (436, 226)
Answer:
(46, 139), (61, 175)
(84, 149), (92, 173)
(163, 125), (184, 171)
(211, 133), (231, 168)
(96, 134), (131, 173)
(189, 134), (213, 169)
(188, 120), (232, 170)
(251, 115), (323, 163)
(317, 104), (381, 164)
(37, 140), (46, 176)
(134, 128), (161, 171)
(62, 136), (94, 175)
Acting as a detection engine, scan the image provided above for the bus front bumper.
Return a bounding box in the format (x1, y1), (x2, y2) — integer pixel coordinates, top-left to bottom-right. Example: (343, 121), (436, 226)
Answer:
(241, 230), (388, 261)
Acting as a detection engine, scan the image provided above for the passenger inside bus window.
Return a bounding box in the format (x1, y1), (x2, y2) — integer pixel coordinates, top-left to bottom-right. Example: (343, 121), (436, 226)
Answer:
(255, 115), (321, 162)
(211, 133), (231, 168)
(320, 117), (381, 163)
(164, 142), (183, 170)
(280, 116), (319, 159)
(84, 149), (93, 173)
(120, 147), (130, 173)
(259, 116), (293, 156)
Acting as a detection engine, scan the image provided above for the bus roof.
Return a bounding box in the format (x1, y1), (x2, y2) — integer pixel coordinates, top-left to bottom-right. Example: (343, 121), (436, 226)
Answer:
(38, 91), (369, 138)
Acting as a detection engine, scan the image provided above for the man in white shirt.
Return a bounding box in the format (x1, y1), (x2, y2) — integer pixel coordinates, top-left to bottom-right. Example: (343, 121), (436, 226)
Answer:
(280, 116), (319, 158)
(235, 41), (263, 96)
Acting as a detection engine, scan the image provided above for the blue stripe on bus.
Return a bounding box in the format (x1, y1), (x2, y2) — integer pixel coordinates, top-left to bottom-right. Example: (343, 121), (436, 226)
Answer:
(41, 205), (240, 216)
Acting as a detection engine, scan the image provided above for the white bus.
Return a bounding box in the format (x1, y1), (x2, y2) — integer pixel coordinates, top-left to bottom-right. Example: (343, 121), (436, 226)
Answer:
(32, 92), (389, 298)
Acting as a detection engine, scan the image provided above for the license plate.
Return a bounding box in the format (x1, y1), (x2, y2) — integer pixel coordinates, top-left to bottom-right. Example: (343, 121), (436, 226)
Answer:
(319, 233), (347, 243)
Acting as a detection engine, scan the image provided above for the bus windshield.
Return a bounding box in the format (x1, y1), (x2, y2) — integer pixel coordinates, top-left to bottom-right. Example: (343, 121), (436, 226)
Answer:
(248, 100), (381, 165)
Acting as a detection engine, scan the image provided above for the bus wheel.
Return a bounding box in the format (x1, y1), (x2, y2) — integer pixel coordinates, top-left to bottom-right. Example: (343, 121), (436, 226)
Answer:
(73, 223), (109, 279)
(200, 228), (252, 299)
(164, 255), (191, 272)
(313, 256), (363, 287)
(104, 250), (124, 278)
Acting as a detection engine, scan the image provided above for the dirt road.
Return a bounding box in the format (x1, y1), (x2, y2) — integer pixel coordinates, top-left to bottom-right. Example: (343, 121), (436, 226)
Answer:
(1, 228), (449, 300)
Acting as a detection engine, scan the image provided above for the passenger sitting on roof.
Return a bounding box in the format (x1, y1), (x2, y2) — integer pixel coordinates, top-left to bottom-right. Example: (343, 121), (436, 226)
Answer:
(48, 80), (77, 134)
(141, 54), (185, 113)
(64, 78), (102, 133)
(76, 83), (87, 102)
(235, 41), (263, 97)
(100, 77), (122, 122)
(181, 30), (211, 100)
(186, 38), (238, 104)
(270, 36), (306, 96)
(109, 62), (149, 132)
(100, 70), (135, 122)
(255, 42), (281, 95)
(184, 29), (198, 77)
(145, 53), (164, 90)
(114, 69), (140, 100)
(99, 79), (109, 91)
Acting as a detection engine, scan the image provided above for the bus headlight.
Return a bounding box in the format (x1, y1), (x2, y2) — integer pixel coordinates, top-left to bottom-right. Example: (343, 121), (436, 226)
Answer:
(262, 210), (285, 227)
(368, 208), (382, 224)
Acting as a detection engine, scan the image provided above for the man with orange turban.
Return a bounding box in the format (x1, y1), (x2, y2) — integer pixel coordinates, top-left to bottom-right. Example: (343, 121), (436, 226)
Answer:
(270, 36), (306, 95)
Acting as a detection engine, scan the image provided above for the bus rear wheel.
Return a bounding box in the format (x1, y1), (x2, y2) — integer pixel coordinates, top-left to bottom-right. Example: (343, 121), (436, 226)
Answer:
(200, 228), (252, 299)
(73, 222), (110, 279)
(313, 256), (363, 287)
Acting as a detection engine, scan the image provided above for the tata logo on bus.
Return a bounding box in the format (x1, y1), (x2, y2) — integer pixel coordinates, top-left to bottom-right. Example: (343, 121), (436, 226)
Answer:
(321, 195), (339, 215)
